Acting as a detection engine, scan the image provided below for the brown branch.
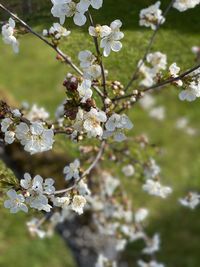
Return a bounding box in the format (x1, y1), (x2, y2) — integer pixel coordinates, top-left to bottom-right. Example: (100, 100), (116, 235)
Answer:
(0, 3), (83, 75)
(113, 63), (200, 102)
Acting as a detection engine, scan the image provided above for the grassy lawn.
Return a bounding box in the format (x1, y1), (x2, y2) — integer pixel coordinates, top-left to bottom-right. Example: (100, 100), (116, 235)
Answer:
(1, 1), (200, 266)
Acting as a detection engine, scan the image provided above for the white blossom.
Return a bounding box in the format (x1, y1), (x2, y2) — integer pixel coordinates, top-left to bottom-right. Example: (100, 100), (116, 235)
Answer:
(89, 25), (111, 38)
(1, 118), (13, 133)
(144, 158), (160, 179)
(100, 20), (124, 57)
(4, 189), (28, 213)
(135, 208), (149, 223)
(146, 52), (167, 72)
(48, 23), (71, 39)
(63, 159), (80, 180)
(26, 104), (50, 121)
(78, 0), (103, 11)
(139, 1), (165, 30)
(65, 1), (87, 26)
(51, 0), (72, 25)
(15, 122), (54, 154)
(52, 196), (70, 208)
(27, 218), (47, 239)
(179, 80), (200, 101)
(83, 108), (107, 137)
(1, 18), (19, 53)
(71, 195), (87, 215)
(143, 179), (172, 198)
(173, 0), (200, 12)
(78, 50), (96, 68)
(169, 63), (183, 86)
(142, 233), (160, 254)
(179, 192), (200, 209)
(4, 131), (15, 144)
(149, 106), (165, 121)
(103, 173), (120, 197)
(122, 164), (135, 177)
(139, 94), (155, 110)
(78, 79), (93, 103)
(105, 113), (133, 132)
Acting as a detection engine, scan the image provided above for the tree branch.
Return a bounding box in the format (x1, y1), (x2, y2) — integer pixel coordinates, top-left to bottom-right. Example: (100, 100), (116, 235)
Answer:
(0, 3), (82, 75)
(124, 0), (175, 92)
(87, 11), (107, 99)
(54, 140), (106, 195)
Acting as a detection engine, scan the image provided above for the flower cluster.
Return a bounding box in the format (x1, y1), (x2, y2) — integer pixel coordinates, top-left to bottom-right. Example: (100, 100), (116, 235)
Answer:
(139, 1), (165, 30)
(1, 18), (19, 53)
(89, 19), (124, 57)
(104, 113), (133, 142)
(43, 22), (71, 40)
(78, 50), (101, 79)
(51, 0), (103, 26)
(139, 51), (167, 87)
(142, 158), (172, 198)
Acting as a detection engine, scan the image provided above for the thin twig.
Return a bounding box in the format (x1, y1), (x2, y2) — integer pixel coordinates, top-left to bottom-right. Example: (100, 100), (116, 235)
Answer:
(124, 0), (175, 92)
(0, 3), (105, 99)
(0, 3), (83, 75)
(87, 11), (107, 98)
(54, 140), (106, 195)
(113, 62), (200, 101)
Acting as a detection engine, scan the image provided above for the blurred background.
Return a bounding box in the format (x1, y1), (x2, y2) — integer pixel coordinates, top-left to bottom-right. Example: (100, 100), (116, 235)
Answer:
(0, 0), (200, 266)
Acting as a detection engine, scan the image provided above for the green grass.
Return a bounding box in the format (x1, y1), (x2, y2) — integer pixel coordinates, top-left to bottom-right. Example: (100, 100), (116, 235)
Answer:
(1, 1), (200, 266)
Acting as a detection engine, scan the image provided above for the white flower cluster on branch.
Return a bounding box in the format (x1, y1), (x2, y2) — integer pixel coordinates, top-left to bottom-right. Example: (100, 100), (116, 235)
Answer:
(1, 0), (200, 266)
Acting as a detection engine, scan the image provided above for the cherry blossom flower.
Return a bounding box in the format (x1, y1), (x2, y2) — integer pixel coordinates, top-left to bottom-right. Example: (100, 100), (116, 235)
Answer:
(71, 195), (87, 214)
(43, 23), (71, 39)
(83, 108), (107, 137)
(139, 1), (165, 30)
(135, 208), (149, 223)
(51, 0), (71, 25)
(173, 0), (200, 12)
(179, 192), (200, 209)
(4, 130), (15, 144)
(77, 79), (93, 103)
(89, 24), (111, 38)
(15, 122), (54, 154)
(143, 179), (172, 198)
(78, 50), (96, 68)
(1, 18), (19, 53)
(149, 106), (166, 121)
(146, 52), (167, 72)
(139, 94), (155, 110)
(25, 104), (50, 121)
(100, 20), (124, 57)
(144, 158), (160, 179)
(78, 50), (101, 79)
(4, 189), (28, 213)
(65, 1), (87, 26)
(122, 164), (135, 177)
(63, 159), (80, 180)
(27, 218), (47, 239)
(78, 0), (103, 11)
(1, 118), (13, 133)
(179, 80), (200, 101)
(169, 63), (183, 86)
(142, 233), (160, 254)
(52, 196), (70, 208)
